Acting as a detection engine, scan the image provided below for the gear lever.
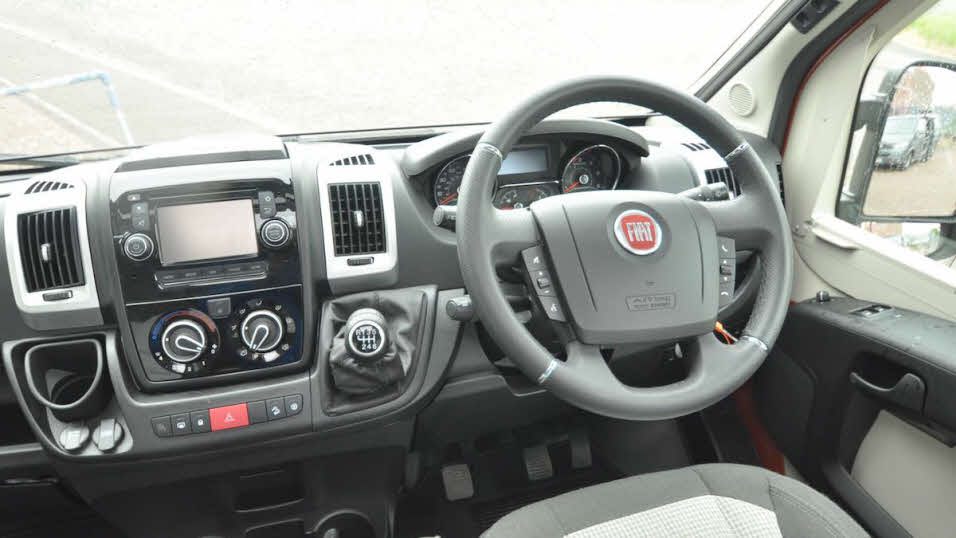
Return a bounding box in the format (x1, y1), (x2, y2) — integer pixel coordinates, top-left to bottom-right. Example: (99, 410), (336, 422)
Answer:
(343, 308), (389, 363)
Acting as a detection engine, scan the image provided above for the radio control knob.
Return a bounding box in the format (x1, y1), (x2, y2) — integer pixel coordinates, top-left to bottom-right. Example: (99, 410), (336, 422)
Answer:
(260, 219), (291, 249)
(241, 310), (284, 352)
(124, 233), (154, 261)
(161, 319), (207, 363)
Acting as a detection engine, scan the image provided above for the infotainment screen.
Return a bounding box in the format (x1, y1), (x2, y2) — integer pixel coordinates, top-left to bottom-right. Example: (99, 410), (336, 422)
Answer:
(157, 199), (259, 265)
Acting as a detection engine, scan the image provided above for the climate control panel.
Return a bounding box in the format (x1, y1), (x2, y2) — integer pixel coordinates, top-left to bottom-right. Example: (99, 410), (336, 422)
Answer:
(128, 286), (304, 389)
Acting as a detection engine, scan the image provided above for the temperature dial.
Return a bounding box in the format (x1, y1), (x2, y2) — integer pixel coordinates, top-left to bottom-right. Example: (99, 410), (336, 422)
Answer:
(162, 319), (207, 362)
(241, 310), (285, 352)
(149, 310), (220, 375)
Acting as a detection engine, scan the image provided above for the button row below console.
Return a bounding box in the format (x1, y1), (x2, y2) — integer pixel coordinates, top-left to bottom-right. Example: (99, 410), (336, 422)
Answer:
(155, 261), (268, 288)
(150, 394), (303, 437)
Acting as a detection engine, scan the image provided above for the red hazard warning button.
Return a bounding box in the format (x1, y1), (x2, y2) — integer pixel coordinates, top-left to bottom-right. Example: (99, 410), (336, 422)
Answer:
(209, 403), (250, 431)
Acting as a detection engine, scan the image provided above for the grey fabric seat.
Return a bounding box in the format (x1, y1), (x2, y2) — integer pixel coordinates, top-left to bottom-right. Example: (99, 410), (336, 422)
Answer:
(483, 464), (867, 537)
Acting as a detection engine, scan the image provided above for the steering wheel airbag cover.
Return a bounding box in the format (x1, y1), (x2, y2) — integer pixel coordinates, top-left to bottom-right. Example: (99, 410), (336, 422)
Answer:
(532, 190), (719, 344)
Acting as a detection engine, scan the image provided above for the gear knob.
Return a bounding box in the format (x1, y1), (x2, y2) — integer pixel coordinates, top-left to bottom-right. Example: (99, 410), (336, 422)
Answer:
(344, 308), (389, 362)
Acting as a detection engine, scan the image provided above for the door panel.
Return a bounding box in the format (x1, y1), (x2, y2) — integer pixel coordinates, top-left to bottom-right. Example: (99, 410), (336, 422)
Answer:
(755, 296), (956, 536)
(852, 411), (956, 538)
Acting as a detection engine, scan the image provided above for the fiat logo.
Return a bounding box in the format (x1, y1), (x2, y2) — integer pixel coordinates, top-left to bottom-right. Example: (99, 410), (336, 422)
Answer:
(614, 210), (662, 255)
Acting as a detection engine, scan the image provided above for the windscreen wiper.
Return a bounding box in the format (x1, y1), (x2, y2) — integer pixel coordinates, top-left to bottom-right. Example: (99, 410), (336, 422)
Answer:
(0, 145), (139, 175)
(0, 152), (80, 167)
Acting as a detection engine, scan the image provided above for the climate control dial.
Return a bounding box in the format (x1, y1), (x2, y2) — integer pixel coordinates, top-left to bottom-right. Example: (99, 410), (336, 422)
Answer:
(161, 319), (207, 362)
(227, 298), (297, 363)
(148, 310), (220, 375)
(241, 310), (284, 352)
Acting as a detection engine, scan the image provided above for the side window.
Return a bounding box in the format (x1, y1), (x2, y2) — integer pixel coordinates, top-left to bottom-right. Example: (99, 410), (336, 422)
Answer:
(837, 5), (956, 270)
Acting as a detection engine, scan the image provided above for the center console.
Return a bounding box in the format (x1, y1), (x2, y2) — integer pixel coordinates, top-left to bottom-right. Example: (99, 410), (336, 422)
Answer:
(110, 174), (306, 391)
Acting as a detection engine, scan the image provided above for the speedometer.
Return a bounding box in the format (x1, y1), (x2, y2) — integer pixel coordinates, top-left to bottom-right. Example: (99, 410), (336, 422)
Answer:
(433, 155), (469, 206)
(560, 145), (621, 193)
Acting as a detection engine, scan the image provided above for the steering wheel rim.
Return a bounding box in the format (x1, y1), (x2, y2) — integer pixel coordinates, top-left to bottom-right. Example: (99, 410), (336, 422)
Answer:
(456, 76), (792, 420)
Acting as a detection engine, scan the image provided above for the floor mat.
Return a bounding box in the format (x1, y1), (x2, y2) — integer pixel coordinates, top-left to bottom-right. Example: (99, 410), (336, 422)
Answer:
(396, 414), (708, 538)
(396, 410), (737, 537)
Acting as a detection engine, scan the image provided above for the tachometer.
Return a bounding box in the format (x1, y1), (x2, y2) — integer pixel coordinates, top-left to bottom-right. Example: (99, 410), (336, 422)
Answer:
(560, 145), (621, 193)
(433, 155), (469, 206)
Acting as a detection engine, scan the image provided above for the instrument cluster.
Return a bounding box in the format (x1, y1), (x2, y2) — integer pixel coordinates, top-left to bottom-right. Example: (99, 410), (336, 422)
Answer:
(432, 143), (624, 210)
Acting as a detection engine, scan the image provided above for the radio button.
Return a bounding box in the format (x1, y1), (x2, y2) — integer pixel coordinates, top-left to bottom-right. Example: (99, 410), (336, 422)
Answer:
(258, 191), (277, 218)
(245, 261), (268, 274)
(260, 219), (290, 248)
(124, 233), (154, 262)
(202, 266), (224, 279)
(224, 264), (244, 276)
(156, 270), (181, 284)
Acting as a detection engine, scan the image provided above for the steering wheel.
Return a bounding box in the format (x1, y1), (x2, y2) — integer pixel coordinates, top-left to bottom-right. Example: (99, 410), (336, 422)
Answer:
(456, 76), (793, 420)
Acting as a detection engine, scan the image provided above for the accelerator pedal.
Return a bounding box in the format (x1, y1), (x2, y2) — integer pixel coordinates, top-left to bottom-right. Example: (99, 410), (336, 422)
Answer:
(569, 426), (593, 470)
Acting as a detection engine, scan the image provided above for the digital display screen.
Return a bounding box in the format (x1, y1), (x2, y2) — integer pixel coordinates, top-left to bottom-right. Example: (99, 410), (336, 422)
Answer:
(157, 199), (258, 265)
(499, 147), (548, 175)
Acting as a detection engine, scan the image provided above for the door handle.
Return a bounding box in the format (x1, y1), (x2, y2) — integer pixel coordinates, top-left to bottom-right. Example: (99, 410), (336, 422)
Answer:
(849, 371), (925, 414)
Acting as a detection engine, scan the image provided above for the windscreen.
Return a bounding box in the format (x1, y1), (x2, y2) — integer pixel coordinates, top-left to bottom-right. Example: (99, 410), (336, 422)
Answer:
(1, 1), (779, 157)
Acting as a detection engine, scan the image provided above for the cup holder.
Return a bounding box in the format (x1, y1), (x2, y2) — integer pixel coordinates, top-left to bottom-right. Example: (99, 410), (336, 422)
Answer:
(312, 512), (376, 538)
(24, 339), (109, 422)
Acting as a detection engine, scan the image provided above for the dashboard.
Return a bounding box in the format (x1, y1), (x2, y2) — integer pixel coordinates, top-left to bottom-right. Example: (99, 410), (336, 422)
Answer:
(0, 119), (781, 537)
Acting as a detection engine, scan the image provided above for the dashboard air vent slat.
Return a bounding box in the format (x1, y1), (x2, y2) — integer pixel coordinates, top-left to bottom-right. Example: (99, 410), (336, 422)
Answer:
(705, 167), (740, 197)
(681, 142), (711, 152)
(330, 154), (375, 167)
(328, 183), (385, 256)
(25, 180), (74, 194)
(776, 162), (785, 205)
(17, 208), (84, 292)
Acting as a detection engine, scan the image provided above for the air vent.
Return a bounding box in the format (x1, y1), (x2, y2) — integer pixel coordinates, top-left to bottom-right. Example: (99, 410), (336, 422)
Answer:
(328, 183), (386, 256)
(17, 208), (84, 292)
(681, 142), (711, 152)
(705, 167), (740, 197)
(330, 154), (375, 167)
(25, 180), (74, 194)
(776, 162), (785, 205)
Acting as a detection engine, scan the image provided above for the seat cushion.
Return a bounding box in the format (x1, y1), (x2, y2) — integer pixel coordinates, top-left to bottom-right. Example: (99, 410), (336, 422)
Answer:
(482, 463), (868, 537)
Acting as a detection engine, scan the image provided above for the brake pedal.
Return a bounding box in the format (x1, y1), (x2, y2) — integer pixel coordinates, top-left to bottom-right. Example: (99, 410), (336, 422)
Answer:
(441, 463), (474, 501)
(523, 445), (554, 481)
(569, 426), (593, 470)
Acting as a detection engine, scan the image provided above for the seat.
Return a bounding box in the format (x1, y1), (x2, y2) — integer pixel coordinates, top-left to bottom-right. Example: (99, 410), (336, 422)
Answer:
(483, 464), (867, 537)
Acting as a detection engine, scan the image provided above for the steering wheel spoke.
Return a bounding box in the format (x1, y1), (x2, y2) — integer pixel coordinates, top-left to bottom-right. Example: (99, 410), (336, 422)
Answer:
(488, 207), (540, 266)
(701, 194), (774, 252)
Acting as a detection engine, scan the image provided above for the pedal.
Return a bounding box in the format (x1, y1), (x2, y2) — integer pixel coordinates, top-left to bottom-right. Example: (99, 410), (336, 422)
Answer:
(441, 463), (474, 501)
(523, 444), (554, 481)
(569, 426), (593, 470)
